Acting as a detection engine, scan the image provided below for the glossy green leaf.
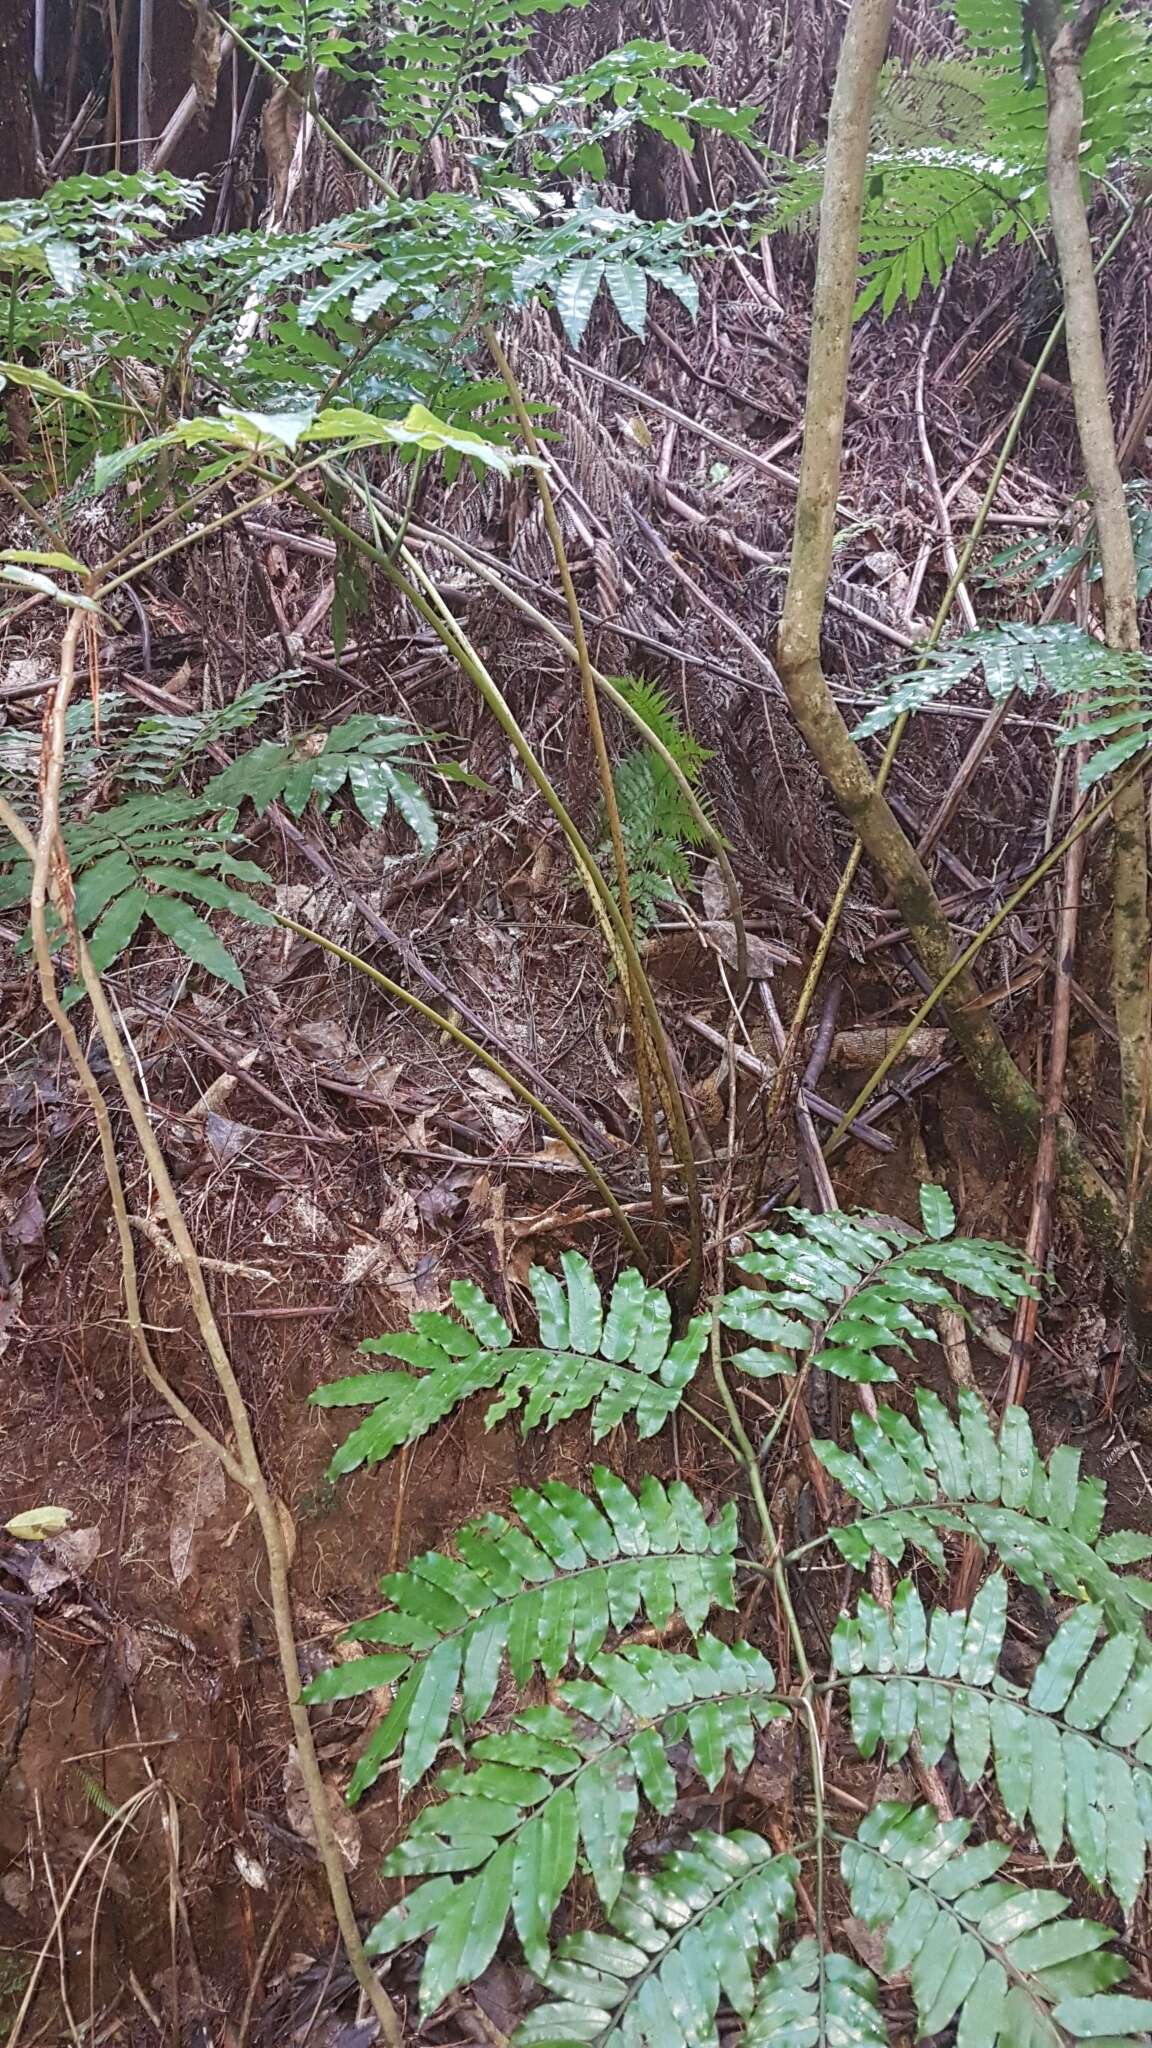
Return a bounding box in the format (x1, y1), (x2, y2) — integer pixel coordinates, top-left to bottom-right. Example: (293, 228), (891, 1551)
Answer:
(919, 1183), (956, 1238)
(603, 258), (648, 337)
(145, 890), (245, 990)
(555, 259), (604, 348)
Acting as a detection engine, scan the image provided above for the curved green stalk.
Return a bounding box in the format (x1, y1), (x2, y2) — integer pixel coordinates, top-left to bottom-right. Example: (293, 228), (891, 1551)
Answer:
(304, 474), (705, 1299)
(485, 321), (668, 1235)
(362, 495), (748, 975)
(707, 1308), (826, 1976)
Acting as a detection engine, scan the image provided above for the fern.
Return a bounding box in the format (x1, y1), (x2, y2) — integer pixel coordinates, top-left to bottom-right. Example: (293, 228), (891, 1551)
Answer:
(720, 1183), (1031, 1383)
(601, 676), (712, 934)
(0, 710), (437, 988)
(989, 483), (1152, 611)
(363, 1634), (785, 2014)
(853, 623), (1152, 789)
(835, 1574), (1152, 1912)
(203, 713), (438, 849)
(0, 793), (275, 993)
(230, 0), (374, 79)
(815, 1388), (1152, 1632)
(0, 678), (290, 803)
(744, 1939), (887, 2047)
(54, 190), (711, 420)
(841, 1801), (1152, 2044)
(315, 1190), (1030, 1469)
(300, 1468), (738, 1797)
(511, 1831), (801, 2046)
(305, 1196), (1152, 2040)
(0, 170), (202, 320)
(514, 1850), (886, 2047)
(767, 0), (1152, 318)
(313, 1250), (710, 1472)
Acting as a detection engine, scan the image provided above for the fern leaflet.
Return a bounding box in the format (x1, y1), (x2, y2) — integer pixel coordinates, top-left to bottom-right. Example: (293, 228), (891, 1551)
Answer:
(835, 1573), (1152, 1911)
(842, 1801), (1152, 2044)
(720, 1184), (1031, 1383)
(511, 1831), (800, 2047)
(816, 1388), (1152, 1632)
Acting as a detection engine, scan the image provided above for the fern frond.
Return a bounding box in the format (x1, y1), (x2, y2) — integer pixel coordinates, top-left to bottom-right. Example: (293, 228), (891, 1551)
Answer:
(988, 483), (1152, 609)
(836, 1574), (1152, 1911)
(853, 623), (1152, 789)
(842, 1801), (1152, 2044)
(0, 701), (435, 988)
(0, 678), (290, 805)
(366, 1635), (783, 2014)
(609, 675), (711, 782)
(301, 1467), (737, 1796)
(0, 791), (276, 991)
(768, 1), (1152, 319)
(203, 712), (438, 849)
(745, 1938), (887, 2046)
(954, 0), (1152, 168)
(854, 145), (1042, 317)
(816, 1389), (1152, 1632)
(313, 1252), (709, 1474)
(720, 1185), (1031, 1383)
(512, 1829), (799, 2047)
(125, 675), (293, 786)
(607, 747), (706, 932)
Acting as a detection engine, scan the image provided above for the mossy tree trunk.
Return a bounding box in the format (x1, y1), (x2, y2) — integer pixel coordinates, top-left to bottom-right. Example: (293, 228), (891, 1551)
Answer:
(774, 0), (1119, 1255)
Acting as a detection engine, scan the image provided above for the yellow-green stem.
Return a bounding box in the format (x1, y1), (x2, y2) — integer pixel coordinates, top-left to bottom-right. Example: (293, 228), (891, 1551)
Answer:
(303, 474), (705, 1298)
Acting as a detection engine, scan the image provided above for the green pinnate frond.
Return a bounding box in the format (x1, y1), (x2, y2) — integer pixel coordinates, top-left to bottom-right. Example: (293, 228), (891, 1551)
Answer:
(1006, 479), (1152, 607)
(835, 1577), (1152, 1913)
(815, 1391), (1152, 1632)
(853, 625), (1152, 789)
(1, 790), (275, 994)
(606, 747), (708, 933)
(841, 1801), (1152, 2045)
(203, 713), (439, 850)
(853, 145), (1042, 319)
(608, 674), (711, 783)
(366, 1635), (783, 2015)
(314, 1254), (709, 1473)
(300, 1468), (737, 1796)
(745, 1938), (886, 2046)
(953, 0), (1152, 168)
(719, 1191), (1030, 1383)
(768, 1), (1152, 321)
(0, 678), (294, 811)
(0, 692), (438, 987)
(512, 1830), (798, 2046)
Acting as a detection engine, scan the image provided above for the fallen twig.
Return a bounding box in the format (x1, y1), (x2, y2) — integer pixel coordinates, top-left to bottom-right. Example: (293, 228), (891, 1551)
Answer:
(684, 1014), (894, 1152)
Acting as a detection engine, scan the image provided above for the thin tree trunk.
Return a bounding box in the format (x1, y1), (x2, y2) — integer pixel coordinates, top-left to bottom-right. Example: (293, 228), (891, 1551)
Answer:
(1030, 0), (1152, 1342)
(774, 0), (1118, 1249)
(137, 0), (154, 164)
(0, 0), (44, 197)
